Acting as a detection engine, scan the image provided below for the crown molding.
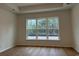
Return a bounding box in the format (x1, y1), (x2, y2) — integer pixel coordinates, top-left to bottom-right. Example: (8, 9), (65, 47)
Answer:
(0, 3), (75, 14)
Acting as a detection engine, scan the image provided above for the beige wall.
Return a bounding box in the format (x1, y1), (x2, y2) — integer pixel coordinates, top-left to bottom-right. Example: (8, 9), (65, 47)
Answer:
(16, 9), (73, 47)
(72, 4), (79, 52)
(0, 8), (16, 52)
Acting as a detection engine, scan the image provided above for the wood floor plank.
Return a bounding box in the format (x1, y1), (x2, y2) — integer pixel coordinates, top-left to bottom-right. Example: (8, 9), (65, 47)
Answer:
(55, 48), (67, 56)
(50, 48), (56, 56)
(0, 47), (78, 56)
(63, 47), (78, 56)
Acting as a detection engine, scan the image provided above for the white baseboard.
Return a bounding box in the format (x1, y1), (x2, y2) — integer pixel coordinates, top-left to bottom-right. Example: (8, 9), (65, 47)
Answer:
(0, 45), (15, 53)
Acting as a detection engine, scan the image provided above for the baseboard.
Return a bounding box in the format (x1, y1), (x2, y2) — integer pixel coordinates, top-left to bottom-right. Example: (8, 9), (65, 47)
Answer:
(0, 45), (15, 53)
(16, 45), (72, 48)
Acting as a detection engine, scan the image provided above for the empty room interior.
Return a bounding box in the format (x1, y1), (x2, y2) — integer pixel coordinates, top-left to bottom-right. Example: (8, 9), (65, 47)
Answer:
(0, 3), (79, 56)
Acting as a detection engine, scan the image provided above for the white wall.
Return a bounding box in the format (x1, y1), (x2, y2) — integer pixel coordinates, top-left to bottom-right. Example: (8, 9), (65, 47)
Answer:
(72, 4), (79, 52)
(0, 8), (16, 52)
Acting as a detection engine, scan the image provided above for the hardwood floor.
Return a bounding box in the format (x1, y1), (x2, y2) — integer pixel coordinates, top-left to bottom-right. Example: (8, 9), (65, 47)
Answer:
(0, 47), (78, 56)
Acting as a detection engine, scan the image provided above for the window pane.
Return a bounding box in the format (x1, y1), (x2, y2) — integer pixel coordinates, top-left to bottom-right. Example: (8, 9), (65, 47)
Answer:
(37, 18), (47, 40)
(27, 19), (36, 29)
(48, 17), (59, 40)
(48, 29), (59, 40)
(26, 19), (36, 40)
(27, 29), (36, 40)
(48, 29), (59, 36)
(48, 17), (59, 29)
(37, 18), (47, 29)
(37, 29), (47, 40)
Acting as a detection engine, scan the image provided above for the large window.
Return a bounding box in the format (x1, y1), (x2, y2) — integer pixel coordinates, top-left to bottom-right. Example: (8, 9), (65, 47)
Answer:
(26, 17), (59, 40)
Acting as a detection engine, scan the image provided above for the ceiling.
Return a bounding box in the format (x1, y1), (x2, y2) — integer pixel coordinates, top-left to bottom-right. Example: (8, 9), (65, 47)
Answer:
(2, 3), (74, 14)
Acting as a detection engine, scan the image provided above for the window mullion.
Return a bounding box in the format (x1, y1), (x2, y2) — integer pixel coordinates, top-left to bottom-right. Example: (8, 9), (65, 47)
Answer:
(46, 17), (48, 40)
(36, 18), (38, 40)
(26, 20), (28, 40)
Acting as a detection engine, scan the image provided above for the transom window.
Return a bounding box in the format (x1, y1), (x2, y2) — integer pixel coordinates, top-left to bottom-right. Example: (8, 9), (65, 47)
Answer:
(26, 17), (59, 40)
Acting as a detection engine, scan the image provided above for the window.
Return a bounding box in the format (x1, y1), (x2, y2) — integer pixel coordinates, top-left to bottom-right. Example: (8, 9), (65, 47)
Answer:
(26, 17), (59, 40)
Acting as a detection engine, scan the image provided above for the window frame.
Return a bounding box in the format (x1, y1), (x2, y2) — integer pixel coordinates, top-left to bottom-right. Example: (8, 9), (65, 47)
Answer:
(26, 17), (60, 40)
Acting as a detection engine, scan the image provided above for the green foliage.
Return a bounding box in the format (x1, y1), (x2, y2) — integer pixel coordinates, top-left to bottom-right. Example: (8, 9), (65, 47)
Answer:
(26, 17), (59, 36)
